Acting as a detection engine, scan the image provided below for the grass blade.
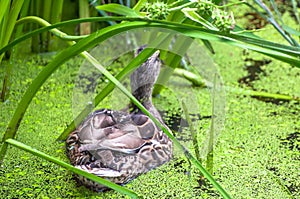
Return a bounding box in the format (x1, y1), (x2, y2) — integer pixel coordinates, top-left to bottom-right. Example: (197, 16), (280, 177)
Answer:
(182, 101), (201, 162)
(206, 74), (217, 173)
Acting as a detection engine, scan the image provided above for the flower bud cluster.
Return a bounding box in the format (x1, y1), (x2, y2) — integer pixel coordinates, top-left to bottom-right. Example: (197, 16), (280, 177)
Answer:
(143, 2), (169, 20)
(212, 9), (235, 32)
(197, 0), (235, 32)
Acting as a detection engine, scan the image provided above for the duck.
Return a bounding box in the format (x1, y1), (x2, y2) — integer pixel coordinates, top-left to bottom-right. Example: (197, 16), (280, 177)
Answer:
(66, 47), (173, 191)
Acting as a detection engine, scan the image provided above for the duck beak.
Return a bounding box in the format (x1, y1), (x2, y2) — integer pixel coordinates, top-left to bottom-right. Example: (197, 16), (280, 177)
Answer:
(153, 50), (160, 58)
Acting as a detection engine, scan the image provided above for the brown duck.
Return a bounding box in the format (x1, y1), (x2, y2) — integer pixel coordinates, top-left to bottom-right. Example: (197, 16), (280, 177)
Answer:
(66, 48), (173, 191)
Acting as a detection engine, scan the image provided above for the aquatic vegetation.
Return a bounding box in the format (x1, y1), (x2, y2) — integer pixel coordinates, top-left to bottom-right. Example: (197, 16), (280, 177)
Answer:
(0, 0), (299, 198)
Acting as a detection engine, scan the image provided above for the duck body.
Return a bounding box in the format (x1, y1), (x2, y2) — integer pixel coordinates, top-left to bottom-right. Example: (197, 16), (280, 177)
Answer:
(66, 49), (173, 191)
(66, 109), (172, 191)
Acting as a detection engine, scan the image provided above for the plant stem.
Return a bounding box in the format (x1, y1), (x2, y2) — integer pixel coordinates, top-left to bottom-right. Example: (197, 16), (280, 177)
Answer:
(174, 68), (300, 102)
(173, 68), (205, 86)
(51, 0), (64, 23)
(16, 16), (87, 41)
(79, 0), (91, 35)
(252, 0), (299, 46)
(0, 0), (25, 101)
(206, 74), (217, 174)
(41, 0), (52, 51)
(182, 101), (201, 162)
(0, 0), (24, 62)
(291, 0), (300, 24)
(49, 0), (64, 51)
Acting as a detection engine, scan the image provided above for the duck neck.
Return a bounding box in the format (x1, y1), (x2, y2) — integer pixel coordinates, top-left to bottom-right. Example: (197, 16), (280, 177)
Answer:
(131, 84), (163, 122)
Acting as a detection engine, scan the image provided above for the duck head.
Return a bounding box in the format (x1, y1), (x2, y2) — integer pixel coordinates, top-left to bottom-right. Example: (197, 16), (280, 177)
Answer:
(130, 48), (161, 107)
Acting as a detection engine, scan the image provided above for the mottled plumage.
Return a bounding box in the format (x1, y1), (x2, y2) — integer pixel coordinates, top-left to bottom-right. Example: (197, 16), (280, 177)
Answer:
(66, 48), (173, 191)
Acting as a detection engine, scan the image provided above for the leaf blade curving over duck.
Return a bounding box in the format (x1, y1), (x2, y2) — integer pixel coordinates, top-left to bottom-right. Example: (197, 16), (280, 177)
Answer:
(66, 47), (173, 191)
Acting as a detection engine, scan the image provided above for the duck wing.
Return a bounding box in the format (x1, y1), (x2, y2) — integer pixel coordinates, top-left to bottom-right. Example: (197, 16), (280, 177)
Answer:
(77, 110), (157, 155)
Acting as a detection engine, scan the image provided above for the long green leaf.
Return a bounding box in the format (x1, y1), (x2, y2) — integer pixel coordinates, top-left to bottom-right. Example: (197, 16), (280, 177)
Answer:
(282, 25), (300, 37)
(96, 4), (140, 17)
(0, 17), (299, 65)
(0, 0), (10, 24)
(182, 8), (217, 30)
(5, 139), (139, 198)
(0, 0), (24, 63)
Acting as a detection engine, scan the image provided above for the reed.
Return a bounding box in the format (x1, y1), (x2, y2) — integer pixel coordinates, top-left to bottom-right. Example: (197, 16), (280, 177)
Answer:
(0, 0), (25, 101)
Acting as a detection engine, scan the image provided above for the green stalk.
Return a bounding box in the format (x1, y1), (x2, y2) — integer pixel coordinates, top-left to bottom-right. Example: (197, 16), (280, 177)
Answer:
(0, 0), (10, 24)
(79, 0), (91, 35)
(206, 74), (217, 174)
(49, 0), (64, 51)
(0, 0), (10, 101)
(16, 16), (87, 41)
(30, 0), (41, 52)
(42, 0), (52, 22)
(0, 1), (10, 57)
(0, 0), (24, 63)
(0, 0), (25, 102)
(132, 0), (146, 11)
(1, 1), (30, 102)
(41, 0), (52, 51)
(50, 0), (64, 23)
(291, 0), (300, 24)
(236, 89), (300, 101)
(174, 68), (300, 101)
(250, 0), (299, 47)
(173, 68), (205, 86)
(0, 0), (10, 62)
(0, 56), (13, 102)
(182, 101), (201, 162)
(5, 139), (139, 198)
(269, 0), (284, 24)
